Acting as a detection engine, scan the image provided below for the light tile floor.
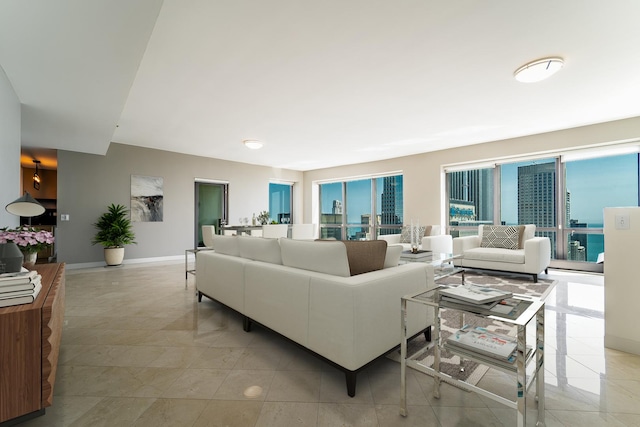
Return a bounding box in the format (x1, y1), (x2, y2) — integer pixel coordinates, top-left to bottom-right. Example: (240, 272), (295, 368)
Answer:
(18, 262), (640, 426)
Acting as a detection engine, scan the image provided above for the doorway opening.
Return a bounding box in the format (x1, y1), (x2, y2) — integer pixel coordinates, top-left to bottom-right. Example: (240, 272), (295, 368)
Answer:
(194, 180), (228, 247)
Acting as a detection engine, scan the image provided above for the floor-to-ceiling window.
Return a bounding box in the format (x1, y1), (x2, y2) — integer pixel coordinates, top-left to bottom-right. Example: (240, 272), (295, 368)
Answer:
(562, 152), (638, 264)
(319, 174), (403, 240)
(269, 182), (292, 224)
(445, 145), (640, 271)
(448, 166), (495, 237)
(501, 158), (557, 257)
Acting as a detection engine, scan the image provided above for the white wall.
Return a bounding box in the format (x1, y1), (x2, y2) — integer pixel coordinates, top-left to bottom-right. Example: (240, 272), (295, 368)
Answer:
(303, 117), (640, 227)
(0, 64), (21, 228)
(603, 207), (640, 355)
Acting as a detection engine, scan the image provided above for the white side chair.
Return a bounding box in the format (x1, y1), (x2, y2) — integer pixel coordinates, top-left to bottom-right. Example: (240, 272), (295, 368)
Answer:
(202, 225), (216, 248)
(262, 224), (289, 238)
(291, 223), (316, 240)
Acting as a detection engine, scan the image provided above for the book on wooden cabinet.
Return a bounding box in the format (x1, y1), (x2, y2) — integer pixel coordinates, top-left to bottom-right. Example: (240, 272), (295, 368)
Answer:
(0, 270), (38, 286)
(446, 325), (517, 360)
(0, 281), (42, 307)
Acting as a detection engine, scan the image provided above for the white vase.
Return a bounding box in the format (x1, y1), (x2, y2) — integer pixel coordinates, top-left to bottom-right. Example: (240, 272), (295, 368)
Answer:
(22, 251), (37, 266)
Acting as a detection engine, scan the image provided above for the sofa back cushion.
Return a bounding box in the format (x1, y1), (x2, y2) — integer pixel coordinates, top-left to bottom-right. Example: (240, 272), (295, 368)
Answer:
(280, 238), (351, 277)
(238, 236), (282, 264)
(341, 240), (387, 275)
(212, 234), (240, 256)
(384, 244), (403, 268)
(480, 225), (526, 250)
(521, 224), (536, 247)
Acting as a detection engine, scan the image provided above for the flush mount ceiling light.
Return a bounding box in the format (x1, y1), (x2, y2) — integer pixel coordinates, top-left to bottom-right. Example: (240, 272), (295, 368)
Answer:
(514, 57), (564, 83)
(243, 139), (264, 150)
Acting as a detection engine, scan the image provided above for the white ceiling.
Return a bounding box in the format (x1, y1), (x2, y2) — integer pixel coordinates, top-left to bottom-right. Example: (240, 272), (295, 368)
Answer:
(2, 1), (640, 171)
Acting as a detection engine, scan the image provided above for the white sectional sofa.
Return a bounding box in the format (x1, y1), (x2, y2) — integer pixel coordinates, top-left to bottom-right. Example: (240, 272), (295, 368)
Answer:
(196, 235), (435, 397)
(453, 224), (551, 282)
(378, 225), (453, 254)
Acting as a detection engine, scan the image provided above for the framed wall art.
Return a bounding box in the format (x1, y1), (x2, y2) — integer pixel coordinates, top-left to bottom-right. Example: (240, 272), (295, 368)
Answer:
(131, 175), (164, 222)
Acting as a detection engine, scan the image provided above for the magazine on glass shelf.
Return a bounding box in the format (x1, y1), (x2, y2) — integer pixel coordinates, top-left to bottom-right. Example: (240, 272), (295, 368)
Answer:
(446, 325), (518, 360)
(438, 284), (512, 305)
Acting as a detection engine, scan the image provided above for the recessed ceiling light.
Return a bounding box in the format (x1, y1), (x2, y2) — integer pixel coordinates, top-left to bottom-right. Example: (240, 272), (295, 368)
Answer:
(243, 139), (264, 150)
(514, 57), (564, 83)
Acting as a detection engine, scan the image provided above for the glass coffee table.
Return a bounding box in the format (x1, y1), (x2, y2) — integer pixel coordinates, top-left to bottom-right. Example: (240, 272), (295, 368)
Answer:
(399, 251), (464, 284)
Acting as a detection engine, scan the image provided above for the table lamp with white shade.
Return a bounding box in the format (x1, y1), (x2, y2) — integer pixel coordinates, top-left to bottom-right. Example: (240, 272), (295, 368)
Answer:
(0, 192), (46, 273)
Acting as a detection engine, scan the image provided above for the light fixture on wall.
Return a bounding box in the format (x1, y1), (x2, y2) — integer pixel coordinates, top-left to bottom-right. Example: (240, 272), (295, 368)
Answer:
(243, 139), (264, 150)
(514, 57), (564, 83)
(32, 159), (41, 190)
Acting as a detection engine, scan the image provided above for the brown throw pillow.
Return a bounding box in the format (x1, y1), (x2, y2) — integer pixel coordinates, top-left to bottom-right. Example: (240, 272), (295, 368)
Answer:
(341, 240), (388, 276)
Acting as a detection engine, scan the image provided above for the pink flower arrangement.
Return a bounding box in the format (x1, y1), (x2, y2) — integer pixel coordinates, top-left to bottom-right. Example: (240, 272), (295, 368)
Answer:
(0, 226), (54, 254)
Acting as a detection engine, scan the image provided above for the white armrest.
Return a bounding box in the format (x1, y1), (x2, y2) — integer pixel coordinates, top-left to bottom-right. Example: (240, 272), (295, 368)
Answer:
(452, 235), (481, 256)
(523, 237), (551, 272)
(378, 234), (401, 244)
(421, 235), (453, 253)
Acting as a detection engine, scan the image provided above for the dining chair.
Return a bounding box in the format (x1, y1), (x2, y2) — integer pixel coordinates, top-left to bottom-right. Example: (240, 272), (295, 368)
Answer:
(202, 225), (216, 248)
(262, 224), (289, 238)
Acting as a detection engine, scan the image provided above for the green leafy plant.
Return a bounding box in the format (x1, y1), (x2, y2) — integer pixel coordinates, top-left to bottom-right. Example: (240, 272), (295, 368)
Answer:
(92, 204), (137, 248)
(256, 210), (270, 225)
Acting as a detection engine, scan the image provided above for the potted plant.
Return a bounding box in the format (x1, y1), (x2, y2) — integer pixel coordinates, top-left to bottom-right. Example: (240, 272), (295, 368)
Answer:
(0, 226), (54, 268)
(92, 203), (136, 266)
(256, 210), (270, 225)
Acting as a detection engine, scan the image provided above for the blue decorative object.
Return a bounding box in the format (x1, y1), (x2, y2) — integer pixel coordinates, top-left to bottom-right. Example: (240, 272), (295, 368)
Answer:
(0, 242), (24, 273)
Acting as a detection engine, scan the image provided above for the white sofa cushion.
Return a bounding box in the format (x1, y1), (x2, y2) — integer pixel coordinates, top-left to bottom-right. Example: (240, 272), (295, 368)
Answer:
(384, 244), (403, 268)
(212, 234), (240, 256)
(279, 238), (351, 277)
(237, 236), (282, 264)
(464, 247), (525, 264)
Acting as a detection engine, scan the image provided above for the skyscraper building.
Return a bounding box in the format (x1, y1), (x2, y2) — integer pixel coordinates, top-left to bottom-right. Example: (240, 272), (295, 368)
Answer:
(448, 169), (493, 222)
(380, 175), (403, 226)
(518, 162), (556, 256)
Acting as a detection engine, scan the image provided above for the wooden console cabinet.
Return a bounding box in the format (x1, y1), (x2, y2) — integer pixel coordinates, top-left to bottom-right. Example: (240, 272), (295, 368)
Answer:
(0, 263), (65, 424)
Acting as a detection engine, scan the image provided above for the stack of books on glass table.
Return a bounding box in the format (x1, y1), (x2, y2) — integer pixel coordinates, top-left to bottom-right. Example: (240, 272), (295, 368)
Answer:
(445, 325), (532, 368)
(0, 270), (42, 308)
(439, 283), (513, 309)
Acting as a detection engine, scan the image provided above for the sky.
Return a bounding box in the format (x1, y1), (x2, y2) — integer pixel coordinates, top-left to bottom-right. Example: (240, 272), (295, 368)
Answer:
(501, 154), (638, 226)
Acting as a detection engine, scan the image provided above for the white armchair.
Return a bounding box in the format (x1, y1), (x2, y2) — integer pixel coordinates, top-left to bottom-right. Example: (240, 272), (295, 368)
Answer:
(452, 224), (551, 282)
(378, 225), (453, 253)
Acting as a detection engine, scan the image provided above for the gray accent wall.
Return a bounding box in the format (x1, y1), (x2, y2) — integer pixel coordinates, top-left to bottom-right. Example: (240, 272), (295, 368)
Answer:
(0, 65), (21, 228)
(57, 143), (303, 265)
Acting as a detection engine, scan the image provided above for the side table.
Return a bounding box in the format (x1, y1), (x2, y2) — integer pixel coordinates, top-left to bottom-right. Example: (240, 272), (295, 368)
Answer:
(400, 286), (545, 427)
(184, 248), (212, 288)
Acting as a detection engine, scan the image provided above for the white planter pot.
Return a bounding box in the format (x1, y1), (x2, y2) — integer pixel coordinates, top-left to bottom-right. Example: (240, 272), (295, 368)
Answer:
(22, 251), (37, 266)
(104, 247), (125, 266)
